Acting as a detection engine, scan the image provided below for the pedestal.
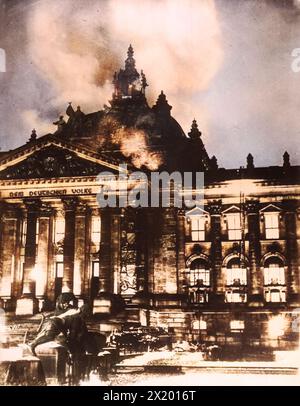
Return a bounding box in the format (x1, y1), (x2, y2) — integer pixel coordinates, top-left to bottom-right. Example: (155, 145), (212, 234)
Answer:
(15, 296), (38, 316)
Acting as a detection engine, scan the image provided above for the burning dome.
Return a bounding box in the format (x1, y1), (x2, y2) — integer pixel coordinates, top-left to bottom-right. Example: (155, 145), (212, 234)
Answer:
(52, 46), (212, 172)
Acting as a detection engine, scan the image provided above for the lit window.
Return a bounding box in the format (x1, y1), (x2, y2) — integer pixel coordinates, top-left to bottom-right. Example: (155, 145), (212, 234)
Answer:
(192, 319), (207, 330)
(226, 213), (242, 240)
(36, 219), (39, 245)
(264, 265), (285, 285)
(21, 220), (27, 246)
(189, 259), (210, 286)
(226, 290), (247, 303)
(92, 261), (100, 278)
(264, 257), (286, 303)
(191, 216), (206, 241)
(264, 213), (279, 239)
(230, 320), (245, 332)
(226, 258), (247, 286)
(56, 262), (64, 278)
(265, 288), (286, 303)
(54, 217), (65, 244)
(91, 217), (101, 245)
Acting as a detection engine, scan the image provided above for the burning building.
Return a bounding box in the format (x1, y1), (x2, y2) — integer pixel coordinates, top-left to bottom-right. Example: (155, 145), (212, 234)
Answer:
(0, 46), (299, 350)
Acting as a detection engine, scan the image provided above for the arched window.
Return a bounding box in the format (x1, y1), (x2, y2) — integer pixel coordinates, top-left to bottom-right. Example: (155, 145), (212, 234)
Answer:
(187, 257), (210, 303)
(264, 257), (285, 285)
(226, 257), (247, 286)
(189, 258), (210, 287)
(263, 256), (286, 303)
(225, 257), (247, 303)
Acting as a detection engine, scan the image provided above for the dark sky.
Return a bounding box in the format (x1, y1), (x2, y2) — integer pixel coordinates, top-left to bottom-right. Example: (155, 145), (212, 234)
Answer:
(0, 0), (300, 168)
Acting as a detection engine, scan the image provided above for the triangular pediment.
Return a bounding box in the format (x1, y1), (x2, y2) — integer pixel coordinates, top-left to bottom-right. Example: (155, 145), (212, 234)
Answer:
(186, 207), (209, 217)
(0, 134), (124, 180)
(260, 204), (281, 213)
(222, 205), (240, 214)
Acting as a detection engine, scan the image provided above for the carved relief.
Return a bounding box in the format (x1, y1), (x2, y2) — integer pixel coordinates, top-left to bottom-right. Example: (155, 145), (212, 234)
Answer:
(0, 146), (103, 179)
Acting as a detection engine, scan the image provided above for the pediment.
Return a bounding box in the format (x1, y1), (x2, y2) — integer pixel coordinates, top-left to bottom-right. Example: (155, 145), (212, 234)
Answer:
(222, 205), (240, 214)
(259, 204), (281, 213)
(0, 135), (123, 180)
(186, 207), (209, 217)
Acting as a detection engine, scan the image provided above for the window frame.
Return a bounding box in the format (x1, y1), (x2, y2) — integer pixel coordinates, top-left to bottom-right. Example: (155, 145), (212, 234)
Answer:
(264, 212), (280, 240)
(91, 216), (101, 245)
(190, 215), (206, 242)
(226, 213), (242, 241)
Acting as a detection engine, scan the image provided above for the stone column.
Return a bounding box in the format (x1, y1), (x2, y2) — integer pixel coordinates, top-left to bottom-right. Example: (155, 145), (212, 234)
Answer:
(35, 204), (52, 310)
(93, 208), (121, 315)
(283, 200), (299, 305)
(0, 206), (18, 309)
(45, 211), (55, 304)
(73, 203), (88, 302)
(177, 209), (186, 294)
(111, 210), (121, 294)
(246, 200), (263, 306)
(16, 200), (39, 315)
(208, 201), (223, 303)
(145, 209), (155, 294)
(62, 198), (77, 293)
(98, 207), (112, 293)
(152, 207), (177, 295)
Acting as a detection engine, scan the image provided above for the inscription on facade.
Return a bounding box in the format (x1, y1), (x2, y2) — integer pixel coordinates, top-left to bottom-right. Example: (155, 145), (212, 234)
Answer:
(6, 188), (93, 198)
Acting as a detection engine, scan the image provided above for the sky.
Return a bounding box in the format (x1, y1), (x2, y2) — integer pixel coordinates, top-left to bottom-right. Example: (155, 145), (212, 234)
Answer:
(0, 0), (300, 169)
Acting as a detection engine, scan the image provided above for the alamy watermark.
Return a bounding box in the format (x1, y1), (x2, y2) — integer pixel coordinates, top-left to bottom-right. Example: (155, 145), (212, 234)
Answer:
(0, 48), (5, 72)
(291, 48), (300, 73)
(96, 164), (204, 209)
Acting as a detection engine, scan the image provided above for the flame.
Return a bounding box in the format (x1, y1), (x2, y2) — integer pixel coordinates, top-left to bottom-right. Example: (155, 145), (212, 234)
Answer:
(112, 127), (163, 170)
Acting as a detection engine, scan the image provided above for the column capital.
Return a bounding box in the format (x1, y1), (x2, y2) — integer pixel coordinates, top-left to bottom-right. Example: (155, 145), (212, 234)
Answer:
(208, 200), (222, 215)
(282, 199), (298, 213)
(245, 199), (260, 214)
(177, 208), (186, 216)
(61, 196), (78, 211)
(75, 202), (89, 216)
(0, 203), (21, 219)
(23, 198), (41, 212)
(39, 202), (54, 217)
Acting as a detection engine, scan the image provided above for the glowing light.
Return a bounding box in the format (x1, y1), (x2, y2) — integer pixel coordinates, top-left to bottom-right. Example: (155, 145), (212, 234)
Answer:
(33, 266), (47, 297)
(268, 315), (286, 339)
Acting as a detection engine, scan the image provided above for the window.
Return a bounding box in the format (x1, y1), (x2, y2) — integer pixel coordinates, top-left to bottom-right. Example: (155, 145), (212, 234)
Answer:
(230, 320), (245, 332)
(92, 261), (100, 278)
(192, 319), (207, 330)
(265, 288), (286, 303)
(264, 265), (285, 285)
(56, 262), (64, 278)
(226, 258), (247, 286)
(226, 290), (247, 303)
(91, 216), (101, 245)
(226, 213), (242, 240)
(264, 257), (286, 303)
(21, 220), (27, 246)
(264, 213), (279, 239)
(191, 216), (206, 241)
(54, 217), (65, 244)
(36, 219), (39, 245)
(189, 259), (210, 286)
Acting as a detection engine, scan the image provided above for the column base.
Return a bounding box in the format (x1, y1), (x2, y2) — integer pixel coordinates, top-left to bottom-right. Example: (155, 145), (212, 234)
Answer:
(93, 292), (125, 316)
(16, 296), (39, 316)
(248, 293), (264, 307)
